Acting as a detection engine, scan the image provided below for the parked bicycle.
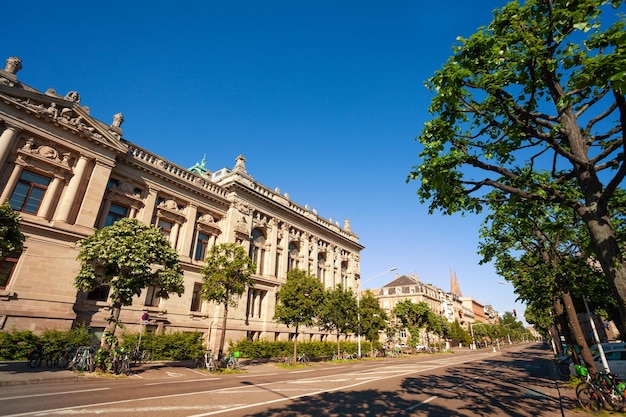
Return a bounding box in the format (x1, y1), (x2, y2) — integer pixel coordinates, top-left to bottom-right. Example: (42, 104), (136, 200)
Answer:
(56, 345), (77, 369)
(194, 350), (216, 373)
(574, 364), (626, 412)
(223, 352), (242, 370)
(111, 348), (132, 376)
(296, 353), (309, 364)
(129, 347), (152, 365)
(27, 345), (45, 368)
(70, 346), (96, 373)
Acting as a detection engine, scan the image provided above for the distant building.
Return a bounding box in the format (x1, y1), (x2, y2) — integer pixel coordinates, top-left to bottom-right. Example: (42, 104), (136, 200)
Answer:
(371, 271), (498, 346)
(0, 56), (363, 349)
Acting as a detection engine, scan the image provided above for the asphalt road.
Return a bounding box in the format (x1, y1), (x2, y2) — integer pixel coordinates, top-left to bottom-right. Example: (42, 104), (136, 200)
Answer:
(0, 343), (579, 417)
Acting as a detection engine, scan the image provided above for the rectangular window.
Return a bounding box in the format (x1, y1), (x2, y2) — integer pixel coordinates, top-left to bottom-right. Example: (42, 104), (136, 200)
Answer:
(158, 219), (172, 239)
(194, 232), (209, 261)
(0, 252), (20, 289)
(104, 203), (128, 227)
(87, 285), (110, 302)
(9, 171), (50, 214)
(190, 283), (202, 312)
(145, 285), (159, 307)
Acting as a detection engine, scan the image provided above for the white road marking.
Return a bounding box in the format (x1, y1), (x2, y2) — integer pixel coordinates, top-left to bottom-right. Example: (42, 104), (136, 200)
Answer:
(407, 395), (438, 411)
(145, 378), (221, 386)
(0, 388), (110, 401)
(236, 372), (278, 378)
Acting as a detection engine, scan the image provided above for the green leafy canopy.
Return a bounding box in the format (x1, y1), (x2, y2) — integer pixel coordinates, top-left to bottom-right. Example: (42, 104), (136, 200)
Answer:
(74, 218), (184, 305)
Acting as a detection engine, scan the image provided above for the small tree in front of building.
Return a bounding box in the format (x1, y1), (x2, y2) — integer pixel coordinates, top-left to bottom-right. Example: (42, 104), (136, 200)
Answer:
(359, 290), (389, 356)
(274, 269), (324, 364)
(318, 284), (358, 357)
(0, 200), (25, 260)
(75, 218), (184, 350)
(393, 300), (431, 347)
(200, 243), (256, 362)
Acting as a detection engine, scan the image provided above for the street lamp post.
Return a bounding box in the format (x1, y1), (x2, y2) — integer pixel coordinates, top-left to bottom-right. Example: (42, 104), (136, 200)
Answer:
(357, 267), (397, 358)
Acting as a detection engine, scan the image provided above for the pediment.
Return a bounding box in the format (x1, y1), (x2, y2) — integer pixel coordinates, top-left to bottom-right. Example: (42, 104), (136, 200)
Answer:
(0, 84), (128, 154)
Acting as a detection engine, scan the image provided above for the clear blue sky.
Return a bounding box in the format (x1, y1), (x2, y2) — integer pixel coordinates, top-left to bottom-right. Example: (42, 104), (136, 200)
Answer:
(4, 1), (526, 320)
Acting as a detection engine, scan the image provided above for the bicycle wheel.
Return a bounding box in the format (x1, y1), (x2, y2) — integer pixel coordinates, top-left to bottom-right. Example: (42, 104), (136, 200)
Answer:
(85, 355), (95, 372)
(207, 359), (216, 373)
(113, 358), (122, 374)
(577, 383), (604, 412)
(123, 359), (131, 376)
(301, 355), (309, 364)
(558, 363), (571, 378)
(227, 358), (235, 370)
(28, 354), (42, 368)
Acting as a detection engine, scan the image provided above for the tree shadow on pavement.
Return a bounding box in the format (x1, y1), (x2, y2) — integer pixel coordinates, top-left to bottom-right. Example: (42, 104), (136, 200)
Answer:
(244, 344), (577, 416)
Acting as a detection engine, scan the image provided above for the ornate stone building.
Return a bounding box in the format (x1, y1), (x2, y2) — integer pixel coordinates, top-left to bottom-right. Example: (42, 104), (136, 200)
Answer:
(0, 56), (363, 349)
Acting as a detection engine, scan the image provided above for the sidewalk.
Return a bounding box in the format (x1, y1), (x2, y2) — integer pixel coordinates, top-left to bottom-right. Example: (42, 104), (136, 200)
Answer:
(0, 358), (276, 386)
(0, 360), (86, 386)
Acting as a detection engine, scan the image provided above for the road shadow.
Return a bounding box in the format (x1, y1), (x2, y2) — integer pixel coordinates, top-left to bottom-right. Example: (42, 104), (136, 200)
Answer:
(243, 344), (577, 416)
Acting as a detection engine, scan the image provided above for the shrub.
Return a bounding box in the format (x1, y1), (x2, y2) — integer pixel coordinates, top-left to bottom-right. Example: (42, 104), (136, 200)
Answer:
(0, 325), (93, 361)
(229, 339), (383, 359)
(0, 329), (39, 360)
(120, 330), (204, 360)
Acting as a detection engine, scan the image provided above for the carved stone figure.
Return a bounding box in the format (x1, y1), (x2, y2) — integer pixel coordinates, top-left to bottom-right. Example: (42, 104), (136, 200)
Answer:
(199, 213), (214, 223)
(36, 145), (59, 159)
(4, 57), (22, 74)
(112, 112), (124, 127)
(44, 103), (58, 119)
(64, 91), (80, 103)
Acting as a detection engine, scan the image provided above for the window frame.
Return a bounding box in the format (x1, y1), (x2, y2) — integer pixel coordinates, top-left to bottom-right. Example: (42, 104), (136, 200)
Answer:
(9, 170), (50, 214)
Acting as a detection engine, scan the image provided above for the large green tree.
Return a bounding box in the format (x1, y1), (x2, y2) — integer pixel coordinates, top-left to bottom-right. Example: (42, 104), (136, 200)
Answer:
(75, 218), (184, 349)
(200, 243), (255, 362)
(479, 194), (615, 371)
(0, 200), (25, 261)
(318, 284), (358, 357)
(274, 269), (324, 364)
(359, 290), (389, 356)
(393, 300), (431, 346)
(408, 0), (626, 329)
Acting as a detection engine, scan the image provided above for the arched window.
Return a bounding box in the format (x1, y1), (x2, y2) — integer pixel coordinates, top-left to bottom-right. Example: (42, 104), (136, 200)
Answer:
(250, 228), (266, 275)
(288, 241), (299, 272)
(317, 252), (326, 286)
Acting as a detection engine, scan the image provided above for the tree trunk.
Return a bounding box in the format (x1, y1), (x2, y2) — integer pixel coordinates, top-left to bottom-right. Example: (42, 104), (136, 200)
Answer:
(579, 206), (626, 336)
(293, 324), (299, 365)
(336, 330), (341, 357)
(101, 298), (123, 350)
(553, 297), (576, 359)
(561, 289), (598, 375)
(558, 95), (626, 334)
(218, 304), (229, 362)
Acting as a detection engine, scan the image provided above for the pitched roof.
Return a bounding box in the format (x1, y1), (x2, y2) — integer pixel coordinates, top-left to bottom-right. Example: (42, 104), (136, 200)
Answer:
(382, 275), (419, 288)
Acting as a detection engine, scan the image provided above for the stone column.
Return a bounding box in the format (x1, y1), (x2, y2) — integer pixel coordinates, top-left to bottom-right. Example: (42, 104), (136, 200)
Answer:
(0, 125), (19, 169)
(96, 199), (112, 229)
(0, 163), (23, 203)
(280, 223), (289, 277)
(53, 155), (89, 223)
(75, 161), (113, 228)
(268, 219), (278, 278)
(170, 222), (181, 250)
(38, 175), (63, 219)
(139, 188), (158, 225)
(302, 233), (311, 275)
(178, 204), (197, 261)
